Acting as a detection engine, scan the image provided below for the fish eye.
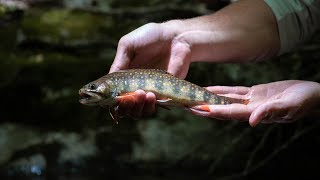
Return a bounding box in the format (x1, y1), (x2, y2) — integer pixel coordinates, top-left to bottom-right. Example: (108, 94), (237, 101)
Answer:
(88, 83), (96, 90)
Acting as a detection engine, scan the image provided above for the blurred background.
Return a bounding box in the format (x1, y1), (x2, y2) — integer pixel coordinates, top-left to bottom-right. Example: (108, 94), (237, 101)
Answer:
(0, 0), (320, 179)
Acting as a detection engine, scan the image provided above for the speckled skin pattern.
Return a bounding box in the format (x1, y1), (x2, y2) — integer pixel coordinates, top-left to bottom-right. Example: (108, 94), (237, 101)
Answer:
(91, 69), (232, 107)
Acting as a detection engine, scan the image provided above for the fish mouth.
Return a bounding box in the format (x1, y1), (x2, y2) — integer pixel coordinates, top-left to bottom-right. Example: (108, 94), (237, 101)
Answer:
(79, 89), (103, 105)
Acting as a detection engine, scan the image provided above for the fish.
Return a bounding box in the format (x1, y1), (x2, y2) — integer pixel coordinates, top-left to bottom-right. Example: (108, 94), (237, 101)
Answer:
(79, 69), (247, 122)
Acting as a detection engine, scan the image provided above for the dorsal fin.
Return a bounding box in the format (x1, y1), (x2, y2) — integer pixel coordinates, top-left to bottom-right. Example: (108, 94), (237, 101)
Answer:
(116, 69), (174, 76)
(152, 69), (174, 76)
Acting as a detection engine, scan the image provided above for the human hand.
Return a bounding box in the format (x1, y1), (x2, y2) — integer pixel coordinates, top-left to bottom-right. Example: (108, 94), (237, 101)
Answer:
(110, 0), (280, 78)
(190, 80), (320, 127)
(109, 22), (192, 79)
(109, 0), (282, 120)
(115, 90), (156, 119)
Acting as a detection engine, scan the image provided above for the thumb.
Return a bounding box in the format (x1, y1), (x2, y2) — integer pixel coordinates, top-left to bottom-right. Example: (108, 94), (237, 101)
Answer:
(109, 36), (133, 73)
(167, 36), (191, 79)
(249, 100), (286, 127)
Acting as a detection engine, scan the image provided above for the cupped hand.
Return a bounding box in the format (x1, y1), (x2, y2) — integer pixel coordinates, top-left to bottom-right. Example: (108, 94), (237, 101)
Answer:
(116, 90), (156, 118)
(109, 21), (194, 118)
(190, 80), (320, 127)
(109, 22), (192, 79)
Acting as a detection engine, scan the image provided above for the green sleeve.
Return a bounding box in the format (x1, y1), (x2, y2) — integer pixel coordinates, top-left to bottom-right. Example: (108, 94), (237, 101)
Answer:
(264, 0), (320, 55)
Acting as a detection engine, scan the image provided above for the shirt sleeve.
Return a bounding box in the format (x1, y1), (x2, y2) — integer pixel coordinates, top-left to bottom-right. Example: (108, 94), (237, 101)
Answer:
(264, 0), (320, 55)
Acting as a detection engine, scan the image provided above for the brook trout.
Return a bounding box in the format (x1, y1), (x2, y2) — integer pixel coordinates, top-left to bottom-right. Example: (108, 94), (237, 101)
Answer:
(79, 69), (246, 121)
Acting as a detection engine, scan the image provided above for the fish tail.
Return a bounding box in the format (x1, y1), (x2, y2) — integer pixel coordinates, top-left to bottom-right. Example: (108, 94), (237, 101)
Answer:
(215, 95), (249, 105)
(227, 97), (249, 105)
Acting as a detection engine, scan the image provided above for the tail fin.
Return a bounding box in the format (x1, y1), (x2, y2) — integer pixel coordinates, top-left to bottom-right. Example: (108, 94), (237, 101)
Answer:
(219, 95), (249, 105)
(228, 97), (249, 105)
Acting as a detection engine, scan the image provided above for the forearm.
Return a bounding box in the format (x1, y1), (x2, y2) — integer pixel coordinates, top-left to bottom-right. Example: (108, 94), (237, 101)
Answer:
(161, 0), (280, 63)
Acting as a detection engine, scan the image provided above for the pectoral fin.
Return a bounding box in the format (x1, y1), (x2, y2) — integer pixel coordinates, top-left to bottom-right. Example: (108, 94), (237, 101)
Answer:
(115, 92), (137, 102)
(156, 99), (172, 103)
(156, 98), (173, 110)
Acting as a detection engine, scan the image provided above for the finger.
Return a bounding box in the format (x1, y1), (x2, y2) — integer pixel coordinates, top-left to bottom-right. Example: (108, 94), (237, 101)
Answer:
(129, 90), (146, 118)
(249, 100), (287, 127)
(190, 104), (251, 121)
(206, 86), (250, 95)
(116, 90), (147, 118)
(109, 36), (133, 73)
(117, 95), (135, 115)
(142, 92), (157, 116)
(167, 36), (191, 79)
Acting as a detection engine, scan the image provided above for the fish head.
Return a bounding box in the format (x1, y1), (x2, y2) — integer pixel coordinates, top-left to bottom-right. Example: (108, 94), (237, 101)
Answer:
(79, 80), (115, 106)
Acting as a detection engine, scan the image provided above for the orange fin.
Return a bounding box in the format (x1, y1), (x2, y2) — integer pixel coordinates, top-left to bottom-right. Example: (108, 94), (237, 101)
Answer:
(116, 92), (137, 102)
(119, 92), (137, 97)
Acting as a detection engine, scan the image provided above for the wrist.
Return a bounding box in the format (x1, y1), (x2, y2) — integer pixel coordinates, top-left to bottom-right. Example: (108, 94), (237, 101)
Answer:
(160, 19), (187, 37)
(161, 0), (281, 63)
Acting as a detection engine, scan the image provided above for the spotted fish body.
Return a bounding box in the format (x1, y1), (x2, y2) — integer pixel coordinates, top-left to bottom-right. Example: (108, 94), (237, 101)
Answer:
(111, 69), (232, 106)
(79, 69), (244, 108)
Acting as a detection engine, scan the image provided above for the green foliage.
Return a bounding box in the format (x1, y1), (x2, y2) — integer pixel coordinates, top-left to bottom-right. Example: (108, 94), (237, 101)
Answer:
(0, 5), (6, 16)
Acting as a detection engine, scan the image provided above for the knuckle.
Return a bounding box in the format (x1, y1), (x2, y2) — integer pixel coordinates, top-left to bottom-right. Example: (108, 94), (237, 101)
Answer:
(143, 22), (159, 29)
(172, 35), (191, 52)
(118, 35), (129, 48)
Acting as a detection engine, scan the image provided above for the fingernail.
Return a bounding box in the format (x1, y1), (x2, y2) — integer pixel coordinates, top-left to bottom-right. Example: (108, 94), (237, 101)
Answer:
(192, 105), (210, 112)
